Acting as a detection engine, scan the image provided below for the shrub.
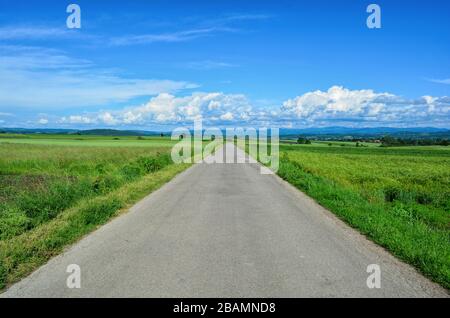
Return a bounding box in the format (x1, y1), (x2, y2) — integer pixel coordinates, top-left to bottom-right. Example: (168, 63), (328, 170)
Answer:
(121, 163), (143, 180)
(92, 175), (122, 194)
(384, 185), (401, 202)
(137, 154), (171, 173)
(0, 206), (32, 240)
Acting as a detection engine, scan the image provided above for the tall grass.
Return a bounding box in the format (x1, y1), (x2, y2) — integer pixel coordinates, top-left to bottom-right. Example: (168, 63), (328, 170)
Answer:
(0, 140), (187, 289)
(0, 143), (174, 240)
(0, 164), (189, 289)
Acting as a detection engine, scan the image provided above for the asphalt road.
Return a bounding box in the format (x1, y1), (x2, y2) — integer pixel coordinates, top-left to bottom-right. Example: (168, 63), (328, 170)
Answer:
(2, 144), (447, 297)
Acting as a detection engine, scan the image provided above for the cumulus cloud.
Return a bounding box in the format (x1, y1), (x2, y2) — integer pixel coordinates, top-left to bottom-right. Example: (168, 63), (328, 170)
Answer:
(60, 115), (96, 125)
(220, 112), (234, 121)
(59, 92), (255, 126)
(282, 86), (391, 118)
(281, 86), (450, 127)
(57, 87), (450, 128)
(25, 86), (450, 129)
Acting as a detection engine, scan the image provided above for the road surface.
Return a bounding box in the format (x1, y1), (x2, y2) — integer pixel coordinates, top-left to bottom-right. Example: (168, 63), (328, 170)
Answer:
(1, 144), (447, 297)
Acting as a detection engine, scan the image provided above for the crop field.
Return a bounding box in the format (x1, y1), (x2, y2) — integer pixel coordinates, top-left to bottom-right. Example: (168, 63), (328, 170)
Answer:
(0, 134), (189, 289)
(277, 143), (450, 288)
(1, 134), (449, 291)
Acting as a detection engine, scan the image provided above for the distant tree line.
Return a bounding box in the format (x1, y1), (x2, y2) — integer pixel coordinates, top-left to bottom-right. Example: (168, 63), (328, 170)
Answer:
(297, 136), (312, 144)
(380, 136), (449, 147)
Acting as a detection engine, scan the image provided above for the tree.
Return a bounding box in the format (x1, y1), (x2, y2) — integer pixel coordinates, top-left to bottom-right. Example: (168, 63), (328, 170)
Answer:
(297, 136), (311, 144)
(381, 135), (398, 147)
(439, 139), (449, 146)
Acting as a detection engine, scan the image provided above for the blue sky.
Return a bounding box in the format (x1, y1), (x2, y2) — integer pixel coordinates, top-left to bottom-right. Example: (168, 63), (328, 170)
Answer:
(0, 0), (449, 129)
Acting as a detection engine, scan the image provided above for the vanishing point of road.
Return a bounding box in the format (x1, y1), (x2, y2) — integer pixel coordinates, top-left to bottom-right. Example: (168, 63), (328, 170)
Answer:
(2, 144), (447, 297)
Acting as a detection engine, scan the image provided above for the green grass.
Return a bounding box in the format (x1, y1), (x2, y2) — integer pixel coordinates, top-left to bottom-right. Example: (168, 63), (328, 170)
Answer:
(281, 140), (381, 148)
(0, 135), (190, 290)
(2, 134), (449, 290)
(313, 140), (381, 147)
(0, 133), (176, 148)
(277, 143), (450, 289)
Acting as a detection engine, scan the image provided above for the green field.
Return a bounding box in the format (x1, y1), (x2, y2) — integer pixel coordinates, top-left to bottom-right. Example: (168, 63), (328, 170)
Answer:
(1, 134), (449, 290)
(0, 134), (189, 289)
(0, 134), (175, 147)
(281, 140), (381, 148)
(277, 143), (450, 288)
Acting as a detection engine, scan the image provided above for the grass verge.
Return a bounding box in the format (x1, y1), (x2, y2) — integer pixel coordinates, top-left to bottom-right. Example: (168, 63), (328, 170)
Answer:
(277, 157), (450, 289)
(0, 163), (190, 290)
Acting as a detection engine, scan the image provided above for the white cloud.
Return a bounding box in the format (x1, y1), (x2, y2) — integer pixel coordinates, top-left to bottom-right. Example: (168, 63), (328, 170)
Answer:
(109, 13), (270, 46)
(0, 13), (268, 48)
(110, 27), (236, 46)
(428, 78), (450, 85)
(220, 112), (234, 121)
(98, 112), (118, 125)
(8, 80), (450, 129)
(0, 45), (92, 70)
(38, 118), (48, 124)
(0, 26), (72, 40)
(57, 87), (450, 128)
(125, 92), (252, 125)
(60, 115), (96, 125)
(0, 46), (197, 109)
(282, 86), (391, 118)
(185, 60), (238, 70)
(60, 92), (254, 126)
(281, 86), (450, 127)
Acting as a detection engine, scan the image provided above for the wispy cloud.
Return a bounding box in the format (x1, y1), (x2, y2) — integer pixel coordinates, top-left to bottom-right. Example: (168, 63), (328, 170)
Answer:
(0, 45), (198, 110)
(0, 45), (92, 69)
(428, 78), (450, 85)
(0, 26), (83, 40)
(198, 13), (272, 26)
(0, 26), (66, 40)
(109, 27), (237, 46)
(185, 60), (239, 70)
(109, 12), (270, 46)
(0, 12), (270, 47)
(220, 14), (272, 21)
